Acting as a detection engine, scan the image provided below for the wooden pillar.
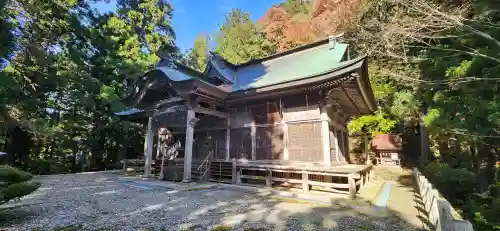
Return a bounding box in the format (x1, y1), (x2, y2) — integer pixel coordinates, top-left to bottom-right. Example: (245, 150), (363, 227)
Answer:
(348, 174), (356, 199)
(225, 117), (231, 160)
(158, 128), (165, 180)
(265, 168), (272, 187)
(182, 109), (196, 182)
(282, 120), (289, 161)
(320, 105), (331, 166)
(231, 159), (237, 183)
(333, 127), (340, 164)
(361, 172), (366, 188)
(143, 116), (154, 178)
(302, 171), (309, 192)
(339, 129), (345, 162)
(419, 120), (429, 167)
(251, 122), (256, 160)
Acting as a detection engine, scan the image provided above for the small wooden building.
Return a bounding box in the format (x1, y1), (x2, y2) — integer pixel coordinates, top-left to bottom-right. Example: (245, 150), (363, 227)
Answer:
(372, 134), (402, 166)
(116, 36), (377, 197)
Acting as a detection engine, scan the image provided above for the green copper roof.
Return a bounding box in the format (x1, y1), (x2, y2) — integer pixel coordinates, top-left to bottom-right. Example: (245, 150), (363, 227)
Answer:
(232, 43), (348, 91)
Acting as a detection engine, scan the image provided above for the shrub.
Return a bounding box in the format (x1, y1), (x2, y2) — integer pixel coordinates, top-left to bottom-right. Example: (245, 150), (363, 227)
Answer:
(0, 165), (40, 204)
(464, 196), (500, 231)
(27, 159), (69, 175)
(422, 162), (476, 205)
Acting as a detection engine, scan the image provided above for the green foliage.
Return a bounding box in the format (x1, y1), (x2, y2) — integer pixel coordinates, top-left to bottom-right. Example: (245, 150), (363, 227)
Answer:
(0, 165), (40, 204)
(389, 90), (421, 121)
(0, 165), (33, 184)
(279, 0), (311, 15)
(215, 9), (275, 64)
(0, 0), (13, 60)
(464, 197), (500, 231)
(422, 162), (476, 205)
(184, 34), (209, 72)
(210, 225), (233, 231)
(348, 110), (397, 135)
(0, 0), (174, 172)
(27, 159), (69, 175)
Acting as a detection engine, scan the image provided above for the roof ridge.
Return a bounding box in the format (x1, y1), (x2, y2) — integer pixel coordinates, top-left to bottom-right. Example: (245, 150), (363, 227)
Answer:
(233, 37), (332, 68)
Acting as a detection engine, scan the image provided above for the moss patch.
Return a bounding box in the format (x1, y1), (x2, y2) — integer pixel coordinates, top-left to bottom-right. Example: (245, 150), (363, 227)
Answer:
(53, 225), (83, 231)
(210, 224), (233, 231)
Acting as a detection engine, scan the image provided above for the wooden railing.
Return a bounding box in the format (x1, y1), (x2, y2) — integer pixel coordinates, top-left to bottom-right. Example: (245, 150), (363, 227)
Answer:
(192, 151), (213, 181)
(413, 168), (474, 231)
(209, 159), (373, 198)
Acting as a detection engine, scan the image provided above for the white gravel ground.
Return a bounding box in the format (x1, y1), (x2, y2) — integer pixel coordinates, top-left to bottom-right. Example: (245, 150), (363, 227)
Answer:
(0, 172), (424, 231)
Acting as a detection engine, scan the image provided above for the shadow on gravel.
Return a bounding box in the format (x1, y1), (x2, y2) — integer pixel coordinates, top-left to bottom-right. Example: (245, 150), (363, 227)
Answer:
(0, 172), (428, 231)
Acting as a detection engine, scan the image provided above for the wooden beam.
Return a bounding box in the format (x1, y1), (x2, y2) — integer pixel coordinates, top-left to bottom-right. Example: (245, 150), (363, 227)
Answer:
(340, 85), (361, 114)
(192, 106), (227, 118)
(155, 105), (186, 117)
(182, 109), (196, 182)
(326, 117), (346, 131)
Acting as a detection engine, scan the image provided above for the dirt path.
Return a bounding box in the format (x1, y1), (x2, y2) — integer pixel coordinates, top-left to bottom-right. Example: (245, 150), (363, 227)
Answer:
(373, 167), (428, 230)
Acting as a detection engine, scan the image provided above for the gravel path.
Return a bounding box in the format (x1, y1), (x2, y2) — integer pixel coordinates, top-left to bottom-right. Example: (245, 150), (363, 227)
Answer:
(0, 172), (424, 231)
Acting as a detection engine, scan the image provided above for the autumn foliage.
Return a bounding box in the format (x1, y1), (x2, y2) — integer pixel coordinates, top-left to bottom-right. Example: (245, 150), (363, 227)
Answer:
(258, 0), (362, 52)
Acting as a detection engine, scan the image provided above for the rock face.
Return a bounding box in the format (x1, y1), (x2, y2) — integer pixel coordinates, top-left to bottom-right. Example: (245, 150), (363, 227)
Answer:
(258, 0), (361, 52)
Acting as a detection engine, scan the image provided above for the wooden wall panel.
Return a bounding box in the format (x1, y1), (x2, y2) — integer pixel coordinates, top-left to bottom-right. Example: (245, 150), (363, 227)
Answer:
(230, 111), (252, 128)
(283, 94), (320, 122)
(255, 125), (284, 160)
(229, 128), (251, 159)
(193, 130), (226, 159)
(287, 122), (322, 161)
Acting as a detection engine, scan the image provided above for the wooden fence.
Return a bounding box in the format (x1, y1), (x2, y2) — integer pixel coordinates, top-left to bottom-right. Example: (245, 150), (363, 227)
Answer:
(413, 168), (473, 231)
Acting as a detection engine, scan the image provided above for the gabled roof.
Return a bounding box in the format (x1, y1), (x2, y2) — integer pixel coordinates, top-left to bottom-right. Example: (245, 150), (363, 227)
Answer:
(205, 36), (349, 92)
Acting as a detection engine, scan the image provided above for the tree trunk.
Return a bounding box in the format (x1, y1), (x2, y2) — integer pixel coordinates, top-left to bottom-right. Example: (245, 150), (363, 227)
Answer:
(419, 121), (429, 167)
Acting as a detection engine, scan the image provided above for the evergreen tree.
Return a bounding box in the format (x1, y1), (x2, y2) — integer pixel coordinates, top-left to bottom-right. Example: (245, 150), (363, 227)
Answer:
(184, 34), (209, 72)
(0, 0), (178, 172)
(215, 9), (275, 64)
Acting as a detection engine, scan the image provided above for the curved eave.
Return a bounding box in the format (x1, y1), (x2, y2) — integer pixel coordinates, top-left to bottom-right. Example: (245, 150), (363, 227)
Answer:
(114, 108), (152, 122)
(125, 65), (228, 107)
(356, 57), (377, 113)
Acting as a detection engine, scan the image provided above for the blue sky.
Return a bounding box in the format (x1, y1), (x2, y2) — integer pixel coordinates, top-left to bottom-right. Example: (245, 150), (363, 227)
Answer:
(94, 0), (283, 53)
